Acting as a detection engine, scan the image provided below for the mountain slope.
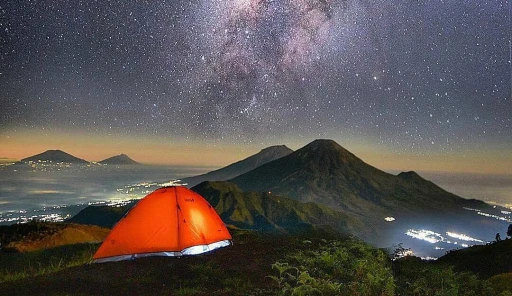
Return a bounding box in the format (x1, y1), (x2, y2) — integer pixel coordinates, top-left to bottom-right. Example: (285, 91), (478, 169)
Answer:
(182, 145), (293, 187)
(192, 181), (357, 235)
(20, 150), (89, 164)
(0, 221), (109, 252)
(99, 154), (139, 165)
(230, 139), (497, 243)
(67, 202), (136, 228)
(232, 139), (486, 213)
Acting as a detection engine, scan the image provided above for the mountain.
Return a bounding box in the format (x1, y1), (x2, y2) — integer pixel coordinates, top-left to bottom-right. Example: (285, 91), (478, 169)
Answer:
(182, 145), (293, 187)
(230, 139), (498, 243)
(99, 154), (139, 165)
(20, 150), (89, 164)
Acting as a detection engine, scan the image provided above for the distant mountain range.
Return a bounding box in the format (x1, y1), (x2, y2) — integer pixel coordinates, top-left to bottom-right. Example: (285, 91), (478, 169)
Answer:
(182, 145), (293, 187)
(18, 150), (139, 165)
(229, 139), (496, 243)
(67, 139), (505, 247)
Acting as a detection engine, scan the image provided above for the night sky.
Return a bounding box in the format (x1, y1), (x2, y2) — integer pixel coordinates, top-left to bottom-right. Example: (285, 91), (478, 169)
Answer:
(1, 0), (511, 172)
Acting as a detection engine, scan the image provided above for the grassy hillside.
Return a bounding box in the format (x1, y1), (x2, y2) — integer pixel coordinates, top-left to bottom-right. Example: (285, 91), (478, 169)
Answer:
(67, 202), (135, 228)
(436, 239), (512, 278)
(193, 181), (360, 235)
(0, 221), (109, 252)
(68, 182), (363, 237)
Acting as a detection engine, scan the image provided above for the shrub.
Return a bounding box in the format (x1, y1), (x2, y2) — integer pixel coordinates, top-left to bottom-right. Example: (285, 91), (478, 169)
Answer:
(268, 239), (395, 296)
(488, 273), (512, 295)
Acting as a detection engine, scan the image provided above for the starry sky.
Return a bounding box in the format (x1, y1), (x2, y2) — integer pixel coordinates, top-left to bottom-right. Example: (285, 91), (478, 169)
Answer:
(1, 0), (511, 173)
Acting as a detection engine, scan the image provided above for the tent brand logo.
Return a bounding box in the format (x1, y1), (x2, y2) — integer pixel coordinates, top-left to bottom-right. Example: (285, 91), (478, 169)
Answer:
(185, 198), (195, 202)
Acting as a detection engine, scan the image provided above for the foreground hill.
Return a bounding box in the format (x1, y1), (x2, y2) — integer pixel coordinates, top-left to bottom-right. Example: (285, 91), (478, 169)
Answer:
(20, 150), (89, 164)
(230, 139), (499, 244)
(436, 238), (512, 278)
(1, 230), (511, 295)
(182, 145), (293, 187)
(0, 232), (356, 295)
(68, 202), (136, 228)
(0, 221), (109, 252)
(99, 154), (139, 165)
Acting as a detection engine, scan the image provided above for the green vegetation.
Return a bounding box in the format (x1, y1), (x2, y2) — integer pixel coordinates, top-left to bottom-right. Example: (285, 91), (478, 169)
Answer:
(265, 238), (512, 296)
(0, 220), (67, 248)
(0, 243), (97, 283)
(193, 181), (358, 235)
(0, 220), (109, 252)
(1, 229), (511, 295)
(267, 239), (394, 295)
(394, 256), (494, 296)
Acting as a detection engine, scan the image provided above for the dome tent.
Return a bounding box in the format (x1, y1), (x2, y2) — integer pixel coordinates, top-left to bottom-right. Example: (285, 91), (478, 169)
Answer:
(93, 186), (232, 263)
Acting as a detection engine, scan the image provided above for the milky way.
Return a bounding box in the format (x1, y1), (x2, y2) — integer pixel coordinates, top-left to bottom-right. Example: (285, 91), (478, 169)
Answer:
(183, 0), (349, 135)
(0, 0), (510, 155)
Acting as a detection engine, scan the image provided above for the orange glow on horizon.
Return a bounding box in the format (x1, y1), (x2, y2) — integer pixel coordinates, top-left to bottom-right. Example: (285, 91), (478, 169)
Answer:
(0, 129), (251, 167)
(1, 129), (511, 175)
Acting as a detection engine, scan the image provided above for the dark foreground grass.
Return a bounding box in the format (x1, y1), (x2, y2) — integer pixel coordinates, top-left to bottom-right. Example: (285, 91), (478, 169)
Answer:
(1, 230), (511, 295)
(0, 243), (97, 283)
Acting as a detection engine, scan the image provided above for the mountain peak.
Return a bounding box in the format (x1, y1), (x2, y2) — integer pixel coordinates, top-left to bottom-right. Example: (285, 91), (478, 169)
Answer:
(99, 154), (139, 165)
(260, 145), (292, 154)
(308, 139), (340, 147)
(20, 150), (89, 164)
(230, 139), (388, 206)
(301, 139), (352, 154)
(182, 144), (293, 187)
(294, 139), (362, 166)
(397, 171), (427, 183)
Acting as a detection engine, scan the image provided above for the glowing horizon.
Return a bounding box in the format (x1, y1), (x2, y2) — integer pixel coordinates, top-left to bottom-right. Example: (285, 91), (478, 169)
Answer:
(2, 128), (511, 176)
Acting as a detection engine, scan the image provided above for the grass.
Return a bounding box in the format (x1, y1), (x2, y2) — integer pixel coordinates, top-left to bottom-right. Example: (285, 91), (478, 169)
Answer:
(0, 230), (511, 295)
(0, 243), (97, 283)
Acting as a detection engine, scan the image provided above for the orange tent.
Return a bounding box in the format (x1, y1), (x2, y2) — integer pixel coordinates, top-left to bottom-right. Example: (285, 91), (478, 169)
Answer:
(93, 186), (232, 263)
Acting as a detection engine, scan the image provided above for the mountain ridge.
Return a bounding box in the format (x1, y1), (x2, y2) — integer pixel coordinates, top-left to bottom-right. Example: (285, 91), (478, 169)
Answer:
(229, 139), (499, 244)
(17, 150), (139, 165)
(182, 145), (293, 187)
